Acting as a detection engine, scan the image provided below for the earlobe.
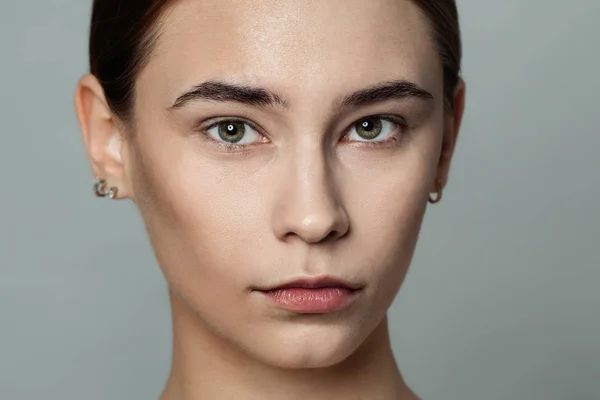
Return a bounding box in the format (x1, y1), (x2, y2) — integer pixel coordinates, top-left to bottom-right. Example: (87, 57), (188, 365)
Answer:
(74, 74), (131, 199)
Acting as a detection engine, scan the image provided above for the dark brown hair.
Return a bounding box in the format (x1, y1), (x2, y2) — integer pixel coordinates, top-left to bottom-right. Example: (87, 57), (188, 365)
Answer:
(89, 0), (461, 121)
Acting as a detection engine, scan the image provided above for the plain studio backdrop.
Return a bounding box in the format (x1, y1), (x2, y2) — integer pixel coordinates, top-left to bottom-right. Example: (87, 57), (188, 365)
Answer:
(1, 1), (599, 399)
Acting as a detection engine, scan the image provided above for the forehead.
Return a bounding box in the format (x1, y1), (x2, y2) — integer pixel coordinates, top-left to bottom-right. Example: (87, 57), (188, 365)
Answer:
(143, 0), (441, 105)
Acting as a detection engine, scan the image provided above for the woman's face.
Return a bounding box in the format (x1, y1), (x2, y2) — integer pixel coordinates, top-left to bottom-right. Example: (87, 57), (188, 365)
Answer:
(120, 0), (457, 368)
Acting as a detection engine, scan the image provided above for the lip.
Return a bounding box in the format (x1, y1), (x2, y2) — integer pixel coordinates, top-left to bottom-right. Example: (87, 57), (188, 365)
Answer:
(254, 276), (363, 314)
(256, 276), (363, 292)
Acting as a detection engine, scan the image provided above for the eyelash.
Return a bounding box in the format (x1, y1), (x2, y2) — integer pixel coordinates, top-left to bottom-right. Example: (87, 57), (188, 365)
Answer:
(198, 114), (409, 152)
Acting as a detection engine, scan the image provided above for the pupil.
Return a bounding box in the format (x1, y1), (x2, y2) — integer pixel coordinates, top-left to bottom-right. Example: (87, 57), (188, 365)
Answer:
(362, 121), (373, 131)
(226, 124), (237, 135)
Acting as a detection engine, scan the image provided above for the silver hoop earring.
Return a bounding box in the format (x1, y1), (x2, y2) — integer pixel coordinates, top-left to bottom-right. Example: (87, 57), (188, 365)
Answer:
(94, 179), (118, 199)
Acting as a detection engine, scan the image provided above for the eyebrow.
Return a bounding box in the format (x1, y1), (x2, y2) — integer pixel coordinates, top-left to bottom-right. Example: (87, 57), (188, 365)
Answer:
(336, 80), (434, 109)
(170, 81), (288, 109)
(169, 79), (433, 110)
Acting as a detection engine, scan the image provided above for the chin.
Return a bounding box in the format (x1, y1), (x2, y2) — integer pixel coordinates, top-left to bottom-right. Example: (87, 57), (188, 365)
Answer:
(246, 322), (371, 370)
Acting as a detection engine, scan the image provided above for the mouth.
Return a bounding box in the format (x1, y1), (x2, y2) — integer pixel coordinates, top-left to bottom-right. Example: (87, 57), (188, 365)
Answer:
(253, 276), (364, 314)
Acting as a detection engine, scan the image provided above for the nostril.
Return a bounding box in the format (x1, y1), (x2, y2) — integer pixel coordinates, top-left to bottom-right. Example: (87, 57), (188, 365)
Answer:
(325, 225), (349, 241)
(282, 224), (347, 244)
(325, 230), (340, 241)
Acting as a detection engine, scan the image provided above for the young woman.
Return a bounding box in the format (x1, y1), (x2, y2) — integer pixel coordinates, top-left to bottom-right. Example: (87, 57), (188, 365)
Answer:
(74, 0), (465, 398)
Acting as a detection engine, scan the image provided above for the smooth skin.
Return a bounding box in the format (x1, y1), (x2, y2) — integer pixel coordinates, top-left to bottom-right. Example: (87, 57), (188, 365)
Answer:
(75, 0), (465, 398)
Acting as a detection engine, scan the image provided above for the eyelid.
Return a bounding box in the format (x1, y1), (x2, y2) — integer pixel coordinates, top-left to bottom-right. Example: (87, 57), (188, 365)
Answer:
(371, 114), (408, 127)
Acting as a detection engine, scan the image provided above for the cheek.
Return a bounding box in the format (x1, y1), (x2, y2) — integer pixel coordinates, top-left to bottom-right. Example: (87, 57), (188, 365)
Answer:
(341, 144), (435, 297)
(128, 131), (268, 298)
(352, 173), (428, 267)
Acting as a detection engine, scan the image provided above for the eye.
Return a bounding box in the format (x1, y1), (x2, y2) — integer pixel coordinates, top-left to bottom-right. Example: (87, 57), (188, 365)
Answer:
(346, 116), (403, 142)
(205, 120), (263, 145)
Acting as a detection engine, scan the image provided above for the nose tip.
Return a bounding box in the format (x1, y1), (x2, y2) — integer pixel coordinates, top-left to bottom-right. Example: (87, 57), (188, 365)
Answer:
(273, 191), (350, 244)
(288, 212), (349, 243)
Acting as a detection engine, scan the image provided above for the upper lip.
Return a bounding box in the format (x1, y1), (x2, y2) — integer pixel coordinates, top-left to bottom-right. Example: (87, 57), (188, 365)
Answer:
(256, 276), (363, 291)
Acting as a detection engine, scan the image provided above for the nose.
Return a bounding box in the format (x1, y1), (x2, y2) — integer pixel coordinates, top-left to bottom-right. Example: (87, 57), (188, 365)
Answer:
(271, 148), (349, 244)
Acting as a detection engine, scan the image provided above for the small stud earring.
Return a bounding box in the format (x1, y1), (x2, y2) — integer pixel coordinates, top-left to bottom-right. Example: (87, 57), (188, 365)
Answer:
(94, 179), (118, 199)
(428, 179), (443, 204)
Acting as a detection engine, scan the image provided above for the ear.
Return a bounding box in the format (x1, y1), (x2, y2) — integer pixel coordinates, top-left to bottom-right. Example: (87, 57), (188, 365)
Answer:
(74, 74), (133, 200)
(432, 78), (466, 193)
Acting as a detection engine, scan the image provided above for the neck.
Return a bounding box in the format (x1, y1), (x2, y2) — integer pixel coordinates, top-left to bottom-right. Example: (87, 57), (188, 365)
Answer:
(160, 290), (419, 400)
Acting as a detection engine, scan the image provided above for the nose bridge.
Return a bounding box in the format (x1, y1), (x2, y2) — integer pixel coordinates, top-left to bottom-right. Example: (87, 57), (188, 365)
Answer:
(272, 140), (349, 243)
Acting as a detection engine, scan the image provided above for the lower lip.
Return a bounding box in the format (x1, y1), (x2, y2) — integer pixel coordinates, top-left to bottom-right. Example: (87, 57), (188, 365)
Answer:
(260, 287), (358, 314)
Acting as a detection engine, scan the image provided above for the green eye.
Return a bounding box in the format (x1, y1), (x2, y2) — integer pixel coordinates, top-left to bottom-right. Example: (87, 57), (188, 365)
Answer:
(218, 121), (246, 143)
(204, 118), (264, 148)
(355, 118), (383, 140)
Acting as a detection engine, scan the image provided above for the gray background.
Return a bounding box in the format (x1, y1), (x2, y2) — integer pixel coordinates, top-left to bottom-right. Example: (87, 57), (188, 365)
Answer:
(1, 1), (599, 399)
